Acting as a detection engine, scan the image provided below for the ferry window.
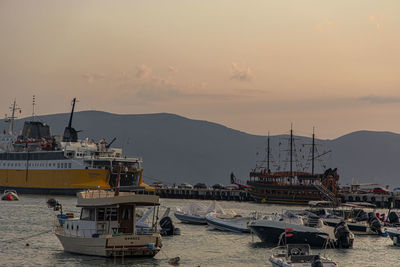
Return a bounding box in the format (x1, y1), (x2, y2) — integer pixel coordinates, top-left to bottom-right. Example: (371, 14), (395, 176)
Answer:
(57, 163), (60, 168)
(81, 208), (95, 221)
(69, 163), (72, 168)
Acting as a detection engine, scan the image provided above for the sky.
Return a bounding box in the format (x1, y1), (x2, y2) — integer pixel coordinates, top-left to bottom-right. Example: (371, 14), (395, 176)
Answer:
(1, 0), (400, 139)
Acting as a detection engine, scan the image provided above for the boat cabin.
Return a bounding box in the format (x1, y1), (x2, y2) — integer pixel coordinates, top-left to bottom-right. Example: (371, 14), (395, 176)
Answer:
(59, 190), (160, 238)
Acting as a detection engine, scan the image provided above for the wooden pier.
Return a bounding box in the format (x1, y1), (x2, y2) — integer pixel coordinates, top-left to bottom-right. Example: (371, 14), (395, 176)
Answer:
(155, 188), (253, 202)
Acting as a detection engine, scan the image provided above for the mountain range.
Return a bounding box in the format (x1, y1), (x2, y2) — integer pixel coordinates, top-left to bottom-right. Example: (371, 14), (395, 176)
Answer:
(1, 111), (399, 188)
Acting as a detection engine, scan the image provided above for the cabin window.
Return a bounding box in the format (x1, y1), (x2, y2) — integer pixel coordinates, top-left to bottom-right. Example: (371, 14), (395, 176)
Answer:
(81, 208), (95, 221)
(69, 163), (72, 168)
(96, 207), (117, 221)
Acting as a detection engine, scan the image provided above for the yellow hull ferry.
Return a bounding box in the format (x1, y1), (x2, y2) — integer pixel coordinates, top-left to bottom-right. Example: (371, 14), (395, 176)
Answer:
(0, 98), (152, 195)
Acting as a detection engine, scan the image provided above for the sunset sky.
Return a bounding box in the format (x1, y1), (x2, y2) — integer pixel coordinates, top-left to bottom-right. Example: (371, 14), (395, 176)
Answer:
(1, 1), (400, 139)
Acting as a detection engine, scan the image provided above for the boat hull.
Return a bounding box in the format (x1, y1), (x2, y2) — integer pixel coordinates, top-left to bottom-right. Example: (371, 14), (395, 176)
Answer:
(249, 220), (330, 247)
(174, 212), (207, 224)
(55, 232), (161, 257)
(205, 214), (250, 233)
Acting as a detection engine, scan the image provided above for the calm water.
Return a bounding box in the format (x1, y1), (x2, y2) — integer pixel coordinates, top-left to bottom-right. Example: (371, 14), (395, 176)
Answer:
(1, 195), (400, 267)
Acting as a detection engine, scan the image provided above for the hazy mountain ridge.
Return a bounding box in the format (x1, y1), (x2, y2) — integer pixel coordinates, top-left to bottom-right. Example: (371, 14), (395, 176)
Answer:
(1, 111), (399, 187)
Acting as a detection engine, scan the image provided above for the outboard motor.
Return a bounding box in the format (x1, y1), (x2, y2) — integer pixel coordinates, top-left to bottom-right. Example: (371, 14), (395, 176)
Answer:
(311, 255), (323, 267)
(334, 221), (354, 248)
(388, 211), (400, 225)
(368, 212), (383, 235)
(160, 216), (181, 236)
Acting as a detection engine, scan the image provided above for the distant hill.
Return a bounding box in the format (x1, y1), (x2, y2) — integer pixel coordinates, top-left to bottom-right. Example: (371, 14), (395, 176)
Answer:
(1, 111), (399, 188)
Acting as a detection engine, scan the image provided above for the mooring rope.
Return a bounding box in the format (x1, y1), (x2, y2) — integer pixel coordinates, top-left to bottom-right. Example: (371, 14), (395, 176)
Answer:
(2, 229), (52, 244)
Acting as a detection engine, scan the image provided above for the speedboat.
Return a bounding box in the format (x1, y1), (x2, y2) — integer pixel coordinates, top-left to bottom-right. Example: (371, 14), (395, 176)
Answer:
(249, 211), (353, 248)
(1, 190), (19, 201)
(205, 211), (259, 233)
(249, 211), (332, 247)
(174, 201), (226, 224)
(270, 244), (338, 267)
(174, 203), (208, 224)
(49, 189), (162, 257)
(322, 205), (383, 235)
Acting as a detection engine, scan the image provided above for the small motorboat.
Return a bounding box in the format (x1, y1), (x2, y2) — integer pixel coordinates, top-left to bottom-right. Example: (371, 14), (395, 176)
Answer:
(270, 244), (338, 267)
(174, 203), (208, 224)
(1, 190), (19, 201)
(205, 211), (259, 233)
(174, 201), (226, 225)
(249, 211), (354, 248)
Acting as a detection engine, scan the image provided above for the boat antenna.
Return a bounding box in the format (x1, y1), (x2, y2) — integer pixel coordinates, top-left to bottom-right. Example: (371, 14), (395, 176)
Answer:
(290, 123), (293, 177)
(32, 95), (36, 121)
(312, 127), (315, 175)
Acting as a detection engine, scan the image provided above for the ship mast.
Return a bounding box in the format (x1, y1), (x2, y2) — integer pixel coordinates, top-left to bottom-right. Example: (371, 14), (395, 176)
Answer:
(290, 124), (293, 177)
(8, 99), (21, 135)
(312, 127), (315, 175)
(267, 132), (270, 173)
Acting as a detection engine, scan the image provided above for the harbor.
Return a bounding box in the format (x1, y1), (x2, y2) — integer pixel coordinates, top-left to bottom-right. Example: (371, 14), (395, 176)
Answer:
(1, 195), (399, 266)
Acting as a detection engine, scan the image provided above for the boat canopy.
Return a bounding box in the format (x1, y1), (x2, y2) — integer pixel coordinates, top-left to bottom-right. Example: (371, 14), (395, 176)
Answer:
(76, 190), (160, 207)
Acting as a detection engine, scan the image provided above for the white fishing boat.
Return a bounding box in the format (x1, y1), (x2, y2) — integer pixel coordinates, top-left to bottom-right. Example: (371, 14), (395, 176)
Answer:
(174, 201), (226, 225)
(50, 189), (162, 257)
(270, 244), (338, 267)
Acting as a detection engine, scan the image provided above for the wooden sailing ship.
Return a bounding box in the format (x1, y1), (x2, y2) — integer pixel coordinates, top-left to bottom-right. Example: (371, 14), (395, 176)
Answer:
(245, 127), (340, 205)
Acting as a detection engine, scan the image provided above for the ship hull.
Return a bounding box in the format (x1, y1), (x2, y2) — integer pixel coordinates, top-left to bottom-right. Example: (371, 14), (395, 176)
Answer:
(247, 181), (326, 205)
(0, 169), (110, 195)
(55, 232), (160, 257)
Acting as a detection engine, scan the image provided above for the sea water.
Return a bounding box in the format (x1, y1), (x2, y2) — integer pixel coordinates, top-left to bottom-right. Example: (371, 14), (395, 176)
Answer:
(1, 195), (399, 266)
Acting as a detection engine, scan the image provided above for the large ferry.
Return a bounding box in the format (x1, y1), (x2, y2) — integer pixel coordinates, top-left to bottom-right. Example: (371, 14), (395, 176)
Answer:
(0, 98), (152, 195)
(239, 128), (340, 205)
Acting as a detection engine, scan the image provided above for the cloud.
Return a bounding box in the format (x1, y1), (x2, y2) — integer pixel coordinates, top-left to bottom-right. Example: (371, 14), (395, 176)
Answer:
(358, 95), (400, 104)
(168, 66), (178, 73)
(230, 62), (254, 82)
(313, 20), (333, 33)
(136, 64), (152, 79)
(82, 73), (105, 84)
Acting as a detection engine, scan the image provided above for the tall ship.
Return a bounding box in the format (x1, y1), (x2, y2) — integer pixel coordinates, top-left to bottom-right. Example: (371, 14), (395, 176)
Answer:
(0, 98), (152, 195)
(243, 127), (340, 205)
